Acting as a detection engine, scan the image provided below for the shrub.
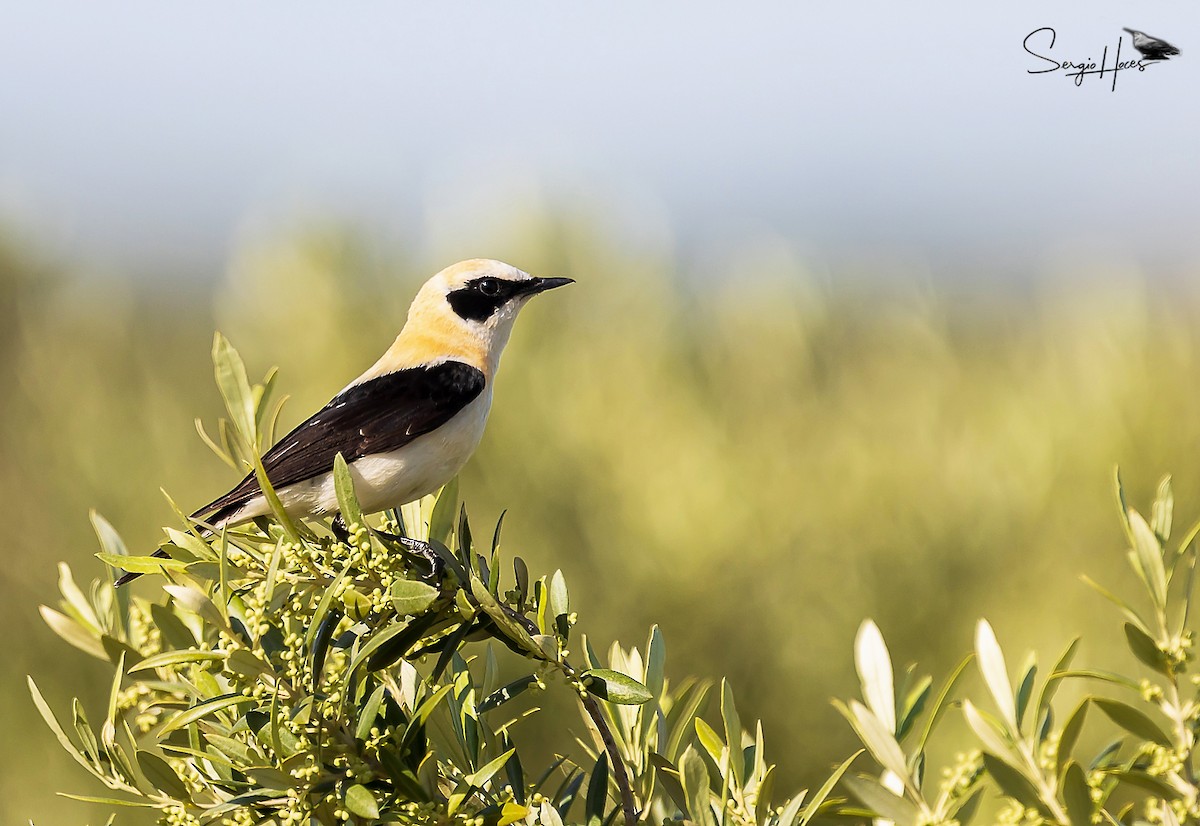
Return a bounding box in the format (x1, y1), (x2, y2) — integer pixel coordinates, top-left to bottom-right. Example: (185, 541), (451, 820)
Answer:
(31, 335), (1200, 825)
(30, 337), (841, 826)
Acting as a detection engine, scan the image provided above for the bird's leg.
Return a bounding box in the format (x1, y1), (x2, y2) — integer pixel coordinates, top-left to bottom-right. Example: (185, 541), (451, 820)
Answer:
(392, 535), (445, 583)
(330, 512), (352, 544)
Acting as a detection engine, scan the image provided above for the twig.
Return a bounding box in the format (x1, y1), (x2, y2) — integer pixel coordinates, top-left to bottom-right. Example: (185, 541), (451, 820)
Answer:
(580, 692), (638, 826)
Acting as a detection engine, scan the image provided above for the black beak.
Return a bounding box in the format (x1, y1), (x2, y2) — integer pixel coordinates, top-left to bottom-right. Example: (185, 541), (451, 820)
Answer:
(521, 276), (575, 296)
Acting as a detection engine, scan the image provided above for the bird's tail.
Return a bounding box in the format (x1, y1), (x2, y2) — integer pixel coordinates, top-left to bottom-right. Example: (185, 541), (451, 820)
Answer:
(112, 499), (243, 583)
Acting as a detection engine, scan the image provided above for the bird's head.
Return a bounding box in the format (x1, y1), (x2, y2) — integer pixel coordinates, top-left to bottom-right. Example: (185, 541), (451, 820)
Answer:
(402, 259), (573, 368)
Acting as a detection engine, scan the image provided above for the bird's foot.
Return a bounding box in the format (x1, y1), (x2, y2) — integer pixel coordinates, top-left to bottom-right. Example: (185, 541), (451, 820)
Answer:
(330, 513), (352, 544)
(382, 534), (445, 583)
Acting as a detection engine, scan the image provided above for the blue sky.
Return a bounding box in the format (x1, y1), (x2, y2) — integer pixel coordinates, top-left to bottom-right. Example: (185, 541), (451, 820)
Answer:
(2, 1), (1197, 279)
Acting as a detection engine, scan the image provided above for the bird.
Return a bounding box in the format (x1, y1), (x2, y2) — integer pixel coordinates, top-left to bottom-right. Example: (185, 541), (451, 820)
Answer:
(1123, 27), (1181, 61)
(115, 259), (572, 585)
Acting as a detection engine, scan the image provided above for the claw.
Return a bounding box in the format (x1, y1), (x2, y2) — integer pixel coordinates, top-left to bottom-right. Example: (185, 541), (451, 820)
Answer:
(376, 533), (445, 583)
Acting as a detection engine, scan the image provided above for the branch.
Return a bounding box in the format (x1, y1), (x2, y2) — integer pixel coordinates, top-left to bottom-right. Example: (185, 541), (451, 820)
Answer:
(580, 692), (638, 826)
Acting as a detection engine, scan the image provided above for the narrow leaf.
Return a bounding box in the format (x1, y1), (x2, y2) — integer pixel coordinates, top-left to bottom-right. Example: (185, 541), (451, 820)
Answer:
(582, 669), (653, 705)
(345, 784), (380, 819)
(585, 752), (609, 826)
(842, 774), (919, 826)
(1092, 698), (1171, 745)
(796, 750), (862, 826)
(333, 453), (365, 531)
(855, 620), (896, 734)
(1061, 761), (1092, 826)
(390, 579), (439, 616)
(1129, 509), (1168, 609)
(975, 620), (1016, 727)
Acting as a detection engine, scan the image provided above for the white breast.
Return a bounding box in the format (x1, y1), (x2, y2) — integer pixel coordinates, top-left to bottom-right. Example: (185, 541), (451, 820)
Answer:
(342, 389), (493, 513)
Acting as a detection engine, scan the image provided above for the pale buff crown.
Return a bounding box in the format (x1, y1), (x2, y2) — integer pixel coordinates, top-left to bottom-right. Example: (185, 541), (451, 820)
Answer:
(354, 259), (538, 384)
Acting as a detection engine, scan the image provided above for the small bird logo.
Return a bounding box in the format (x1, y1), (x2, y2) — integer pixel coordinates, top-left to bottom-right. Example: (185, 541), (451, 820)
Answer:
(116, 259), (572, 585)
(1123, 27), (1181, 61)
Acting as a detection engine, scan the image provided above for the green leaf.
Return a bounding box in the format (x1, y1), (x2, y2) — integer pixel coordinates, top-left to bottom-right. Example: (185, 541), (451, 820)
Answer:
(470, 576), (547, 659)
(429, 477), (459, 547)
(981, 752), (1043, 812)
(1092, 698), (1171, 745)
(250, 451), (302, 544)
(150, 604), (196, 650)
(1152, 476), (1174, 541)
(1128, 509), (1168, 609)
(72, 700), (100, 763)
(332, 453), (365, 531)
(582, 669), (653, 705)
(665, 680), (711, 761)
(855, 620), (896, 734)
(91, 512), (131, 631)
(976, 619), (1016, 727)
(96, 553), (188, 575)
(549, 569), (570, 640)
(1034, 638), (1079, 723)
(159, 694), (251, 735)
(137, 751), (189, 800)
(205, 733), (257, 765)
(163, 585), (229, 633)
(128, 649), (227, 673)
(164, 528), (218, 562)
(345, 784), (380, 819)
(721, 678), (744, 785)
(896, 674), (932, 741)
(1111, 769), (1177, 798)
(28, 677), (97, 776)
(680, 747), (715, 826)
(465, 747), (516, 790)
(90, 510), (129, 558)
(365, 613), (439, 672)
(837, 699), (908, 780)
(1123, 623), (1171, 674)
(796, 750), (862, 826)
(478, 675), (539, 713)
(255, 365), (280, 431)
(1056, 699), (1089, 778)
(305, 561), (353, 647)
(1081, 575), (1152, 637)
(390, 579), (439, 616)
(39, 606), (107, 661)
(537, 801), (566, 826)
(777, 791), (808, 826)
(842, 774), (919, 826)
(1015, 657), (1036, 731)
(57, 562), (100, 632)
(56, 794), (155, 807)
(103, 651), (125, 748)
(585, 752), (609, 826)
(694, 717), (724, 764)
(963, 700), (1018, 764)
(643, 624), (667, 706)
(356, 684), (388, 741)
(212, 332), (257, 441)
(226, 648), (272, 678)
(1061, 761), (1092, 826)
(915, 653), (973, 756)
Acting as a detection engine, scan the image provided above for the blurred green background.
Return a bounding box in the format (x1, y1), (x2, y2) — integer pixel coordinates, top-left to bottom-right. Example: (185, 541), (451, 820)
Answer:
(7, 212), (1200, 823)
(5, 3), (1200, 822)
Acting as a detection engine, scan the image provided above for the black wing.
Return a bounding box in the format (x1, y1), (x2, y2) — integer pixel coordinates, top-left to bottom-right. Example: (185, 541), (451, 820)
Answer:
(197, 360), (486, 520)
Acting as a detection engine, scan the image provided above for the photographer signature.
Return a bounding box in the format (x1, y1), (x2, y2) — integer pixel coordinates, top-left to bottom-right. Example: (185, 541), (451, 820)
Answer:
(1023, 27), (1152, 90)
